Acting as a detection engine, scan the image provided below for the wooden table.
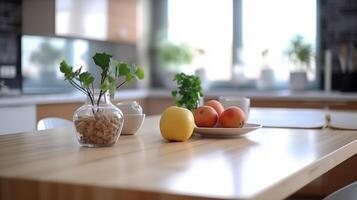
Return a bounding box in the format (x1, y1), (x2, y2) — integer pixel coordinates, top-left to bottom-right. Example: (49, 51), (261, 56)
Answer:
(0, 116), (357, 200)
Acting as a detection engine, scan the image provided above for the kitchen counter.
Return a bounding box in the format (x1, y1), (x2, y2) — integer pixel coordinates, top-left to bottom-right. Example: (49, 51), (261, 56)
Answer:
(1, 89), (357, 107)
(1, 116), (357, 200)
(0, 90), (149, 107)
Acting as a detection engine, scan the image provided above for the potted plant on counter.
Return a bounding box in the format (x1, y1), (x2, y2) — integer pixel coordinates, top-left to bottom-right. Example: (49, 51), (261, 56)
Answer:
(157, 41), (194, 89)
(157, 41), (207, 89)
(285, 35), (314, 90)
(59, 52), (144, 147)
(171, 73), (203, 112)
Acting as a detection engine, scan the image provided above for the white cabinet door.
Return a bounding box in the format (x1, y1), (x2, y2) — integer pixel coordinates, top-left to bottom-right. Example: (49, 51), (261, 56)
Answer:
(0, 105), (36, 135)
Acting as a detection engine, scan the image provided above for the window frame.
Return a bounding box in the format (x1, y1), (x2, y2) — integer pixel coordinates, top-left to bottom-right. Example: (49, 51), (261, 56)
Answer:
(151, 0), (321, 90)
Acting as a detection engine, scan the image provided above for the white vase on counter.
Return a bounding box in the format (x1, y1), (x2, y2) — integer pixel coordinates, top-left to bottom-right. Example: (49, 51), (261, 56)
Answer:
(257, 68), (275, 90)
(289, 71), (308, 90)
(195, 68), (210, 91)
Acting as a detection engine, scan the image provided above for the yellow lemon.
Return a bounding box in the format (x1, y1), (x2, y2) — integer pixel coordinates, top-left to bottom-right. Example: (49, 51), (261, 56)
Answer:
(160, 106), (195, 142)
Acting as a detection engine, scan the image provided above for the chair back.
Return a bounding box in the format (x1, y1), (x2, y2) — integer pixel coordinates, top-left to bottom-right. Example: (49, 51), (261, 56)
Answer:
(323, 182), (357, 200)
(37, 117), (73, 130)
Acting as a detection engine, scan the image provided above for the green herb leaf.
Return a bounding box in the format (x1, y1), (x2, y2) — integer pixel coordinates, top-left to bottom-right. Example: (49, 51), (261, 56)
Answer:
(60, 52), (144, 108)
(171, 91), (177, 97)
(59, 60), (74, 80)
(60, 60), (71, 74)
(126, 73), (133, 82)
(79, 72), (94, 88)
(93, 52), (112, 71)
(171, 73), (203, 112)
(100, 78), (110, 91)
(135, 67), (145, 80)
(119, 63), (130, 76)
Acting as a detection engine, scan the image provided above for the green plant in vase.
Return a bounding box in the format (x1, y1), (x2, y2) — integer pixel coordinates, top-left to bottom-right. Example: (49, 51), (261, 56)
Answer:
(156, 41), (197, 88)
(171, 73), (203, 112)
(158, 42), (194, 71)
(59, 52), (144, 147)
(285, 35), (313, 71)
(285, 35), (314, 90)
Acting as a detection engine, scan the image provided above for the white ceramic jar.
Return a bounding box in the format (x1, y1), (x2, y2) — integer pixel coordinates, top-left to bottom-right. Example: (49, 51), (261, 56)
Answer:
(116, 101), (143, 115)
(116, 101), (145, 135)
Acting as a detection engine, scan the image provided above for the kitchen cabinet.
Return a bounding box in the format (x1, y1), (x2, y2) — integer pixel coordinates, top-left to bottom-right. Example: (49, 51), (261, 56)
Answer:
(22, 0), (55, 35)
(145, 97), (175, 115)
(145, 97), (357, 114)
(107, 0), (140, 44)
(55, 0), (141, 44)
(295, 155), (357, 199)
(36, 99), (146, 122)
(0, 105), (36, 135)
(22, 0), (141, 44)
(36, 102), (83, 122)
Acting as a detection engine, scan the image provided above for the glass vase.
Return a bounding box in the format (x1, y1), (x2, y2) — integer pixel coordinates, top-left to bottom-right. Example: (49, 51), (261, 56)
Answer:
(73, 92), (124, 147)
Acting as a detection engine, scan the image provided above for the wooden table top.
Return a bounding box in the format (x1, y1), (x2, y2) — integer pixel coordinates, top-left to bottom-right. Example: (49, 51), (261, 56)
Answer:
(0, 116), (357, 200)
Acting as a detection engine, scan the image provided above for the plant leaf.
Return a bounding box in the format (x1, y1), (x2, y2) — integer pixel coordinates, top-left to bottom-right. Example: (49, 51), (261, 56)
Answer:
(100, 78), (110, 91)
(135, 67), (145, 79)
(171, 90), (177, 97)
(60, 60), (71, 73)
(59, 60), (74, 80)
(93, 52), (112, 71)
(171, 73), (203, 112)
(126, 73), (133, 82)
(79, 72), (94, 88)
(119, 63), (130, 76)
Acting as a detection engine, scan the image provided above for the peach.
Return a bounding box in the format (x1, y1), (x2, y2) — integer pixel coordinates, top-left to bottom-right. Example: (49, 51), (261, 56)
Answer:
(219, 106), (245, 128)
(194, 106), (218, 127)
(205, 100), (224, 116)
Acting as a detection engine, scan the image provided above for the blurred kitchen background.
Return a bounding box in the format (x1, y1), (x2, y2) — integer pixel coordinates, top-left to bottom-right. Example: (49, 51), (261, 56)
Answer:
(0, 0), (356, 94)
(1, 1), (357, 199)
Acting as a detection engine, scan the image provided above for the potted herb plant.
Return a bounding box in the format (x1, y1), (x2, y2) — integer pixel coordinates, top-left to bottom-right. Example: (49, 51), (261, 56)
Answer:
(157, 41), (196, 88)
(171, 73), (203, 112)
(285, 35), (314, 90)
(60, 52), (144, 147)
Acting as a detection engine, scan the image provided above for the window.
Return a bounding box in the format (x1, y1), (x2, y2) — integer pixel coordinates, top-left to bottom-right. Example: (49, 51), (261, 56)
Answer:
(166, 0), (317, 87)
(21, 35), (136, 93)
(168, 0), (233, 81)
(241, 0), (316, 83)
(22, 36), (89, 93)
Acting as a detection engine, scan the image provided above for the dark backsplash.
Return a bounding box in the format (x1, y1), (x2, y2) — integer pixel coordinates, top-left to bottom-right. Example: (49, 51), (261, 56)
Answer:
(320, 0), (357, 71)
(319, 0), (357, 91)
(0, 0), (22, 90)
(0, 0), (21, 34)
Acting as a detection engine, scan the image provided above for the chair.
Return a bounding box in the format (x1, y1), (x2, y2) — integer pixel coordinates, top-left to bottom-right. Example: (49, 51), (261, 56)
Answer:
(37, 117), (73, 131)
(323, 182), (357, 200)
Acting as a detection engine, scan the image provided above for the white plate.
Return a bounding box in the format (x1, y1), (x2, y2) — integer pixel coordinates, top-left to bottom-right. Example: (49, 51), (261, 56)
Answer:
(194, 123), (262, 138)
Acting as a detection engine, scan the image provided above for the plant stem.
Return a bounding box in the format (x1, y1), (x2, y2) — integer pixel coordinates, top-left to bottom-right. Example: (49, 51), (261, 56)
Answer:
(116, 80), (127, 89)
(96, 70), (108, 107)
(97, 90), (103, 108)
(69, 80), (96, 111)
(69, 81), (87, 95)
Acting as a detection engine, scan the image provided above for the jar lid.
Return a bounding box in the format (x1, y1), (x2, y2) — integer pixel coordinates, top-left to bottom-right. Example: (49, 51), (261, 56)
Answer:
(117, 101), (143, 114)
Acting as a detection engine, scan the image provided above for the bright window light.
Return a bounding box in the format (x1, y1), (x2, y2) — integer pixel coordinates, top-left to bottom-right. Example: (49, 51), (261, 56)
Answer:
(241, 0), (316, 81)
(168, 0), (233, 81)
(167, 0), (316, 85)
